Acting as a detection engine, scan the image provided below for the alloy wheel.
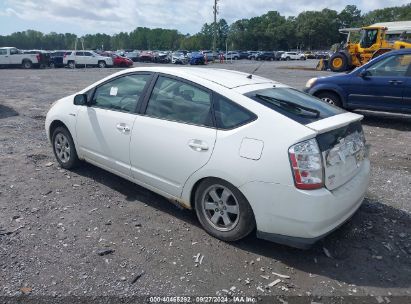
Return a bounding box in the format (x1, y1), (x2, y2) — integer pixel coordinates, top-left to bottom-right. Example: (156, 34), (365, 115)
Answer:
(201, 184), (240, 232)
(54, 133), (71, 163)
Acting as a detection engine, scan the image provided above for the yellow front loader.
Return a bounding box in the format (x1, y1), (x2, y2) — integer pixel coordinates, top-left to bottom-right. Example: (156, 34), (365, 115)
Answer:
(328, 26), (411, 72)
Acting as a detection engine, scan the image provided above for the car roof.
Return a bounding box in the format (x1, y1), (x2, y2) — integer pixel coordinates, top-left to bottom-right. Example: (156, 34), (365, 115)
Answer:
(120, 67), (276, 89)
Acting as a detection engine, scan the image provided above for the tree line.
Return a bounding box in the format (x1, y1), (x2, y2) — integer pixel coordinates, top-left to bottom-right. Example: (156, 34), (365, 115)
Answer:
(0, 4), (410, 51)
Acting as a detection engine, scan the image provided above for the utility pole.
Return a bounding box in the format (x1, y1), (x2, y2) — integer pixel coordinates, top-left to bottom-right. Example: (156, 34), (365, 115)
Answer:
(213, 0), (219, 55)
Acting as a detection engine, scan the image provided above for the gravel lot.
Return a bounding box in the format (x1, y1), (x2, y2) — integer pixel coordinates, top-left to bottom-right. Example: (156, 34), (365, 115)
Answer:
(0, 60), (410, 301)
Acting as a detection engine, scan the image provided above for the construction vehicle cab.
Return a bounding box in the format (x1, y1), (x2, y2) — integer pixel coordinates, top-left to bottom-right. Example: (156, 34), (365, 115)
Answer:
(329, 25), (411, 72)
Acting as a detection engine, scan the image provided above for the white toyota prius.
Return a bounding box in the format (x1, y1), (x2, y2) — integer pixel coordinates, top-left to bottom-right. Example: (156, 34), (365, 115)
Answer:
(45, 67), (370, 248)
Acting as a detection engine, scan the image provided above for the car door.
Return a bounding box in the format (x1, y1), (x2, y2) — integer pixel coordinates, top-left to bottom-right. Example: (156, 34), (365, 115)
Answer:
(347, 53), (410, 110)
(75, 73), (153, 177)
(74, 51), (86, 65)
(402, 61), (411, 111)
(83, 52), (95, 65)
(0, 49), (9, 65)
(130, 75), (217, 197)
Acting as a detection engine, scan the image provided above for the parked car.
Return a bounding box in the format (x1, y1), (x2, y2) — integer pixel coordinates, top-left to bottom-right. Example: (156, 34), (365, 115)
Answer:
(304, 51), (316, 59)
(153, 51), (171, 63)
(223, 51), (240, 60)
(274, 51), (285, 61)
(255, 51), (275, 61)
(202, 50), (217, 61)
(49, 51), (67, 68)
(23, 50), (50, 68)
(46, 67), (370, 248)
(305, 49), (411, 113)
(281, 52), (306, 61)
(111, 54), (133, 67)
(139, 51), (154, 62)
(315, 51), (329, 59)
(171, 51), (188, 64)
(248, 51), (260, 60)
(189, 52), (205, 65)
(0, 47), (41, 69)
(239, 51), (250, 59)
(63, 51), (113, 68)
(125, 51), (140, 62)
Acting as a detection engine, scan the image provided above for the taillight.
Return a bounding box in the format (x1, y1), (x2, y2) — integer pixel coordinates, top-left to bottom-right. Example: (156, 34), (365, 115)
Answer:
(289, 138), (324, 190)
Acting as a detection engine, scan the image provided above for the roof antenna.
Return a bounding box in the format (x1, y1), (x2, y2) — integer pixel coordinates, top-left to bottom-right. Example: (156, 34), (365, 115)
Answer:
(247, 59), (265, 79)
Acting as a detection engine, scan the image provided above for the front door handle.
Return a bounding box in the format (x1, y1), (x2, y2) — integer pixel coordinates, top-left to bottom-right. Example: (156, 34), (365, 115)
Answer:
(188, 139), (209, 152)
(116, 123), (130, 133)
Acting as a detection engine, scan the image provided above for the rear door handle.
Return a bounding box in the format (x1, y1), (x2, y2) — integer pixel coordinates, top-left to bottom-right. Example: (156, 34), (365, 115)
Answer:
(116, 123), (130, 133)
(389, 80), (403, 85)
(188, 139), (209, 152)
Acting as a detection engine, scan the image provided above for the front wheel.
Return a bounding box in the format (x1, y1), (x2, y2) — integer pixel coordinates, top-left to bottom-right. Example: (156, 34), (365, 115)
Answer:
(316, 91), (342, 108)
(195, 178), (256, 242)
(52, 126), (80, 169)
(330, 53), (348, 72)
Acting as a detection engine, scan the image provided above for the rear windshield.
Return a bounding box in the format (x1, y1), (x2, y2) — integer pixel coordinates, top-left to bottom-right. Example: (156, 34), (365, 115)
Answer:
(245, 87), (344, 124)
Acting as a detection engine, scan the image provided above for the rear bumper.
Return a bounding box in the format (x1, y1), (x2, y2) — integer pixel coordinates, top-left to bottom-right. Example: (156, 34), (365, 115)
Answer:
(239, 159), (370, 248)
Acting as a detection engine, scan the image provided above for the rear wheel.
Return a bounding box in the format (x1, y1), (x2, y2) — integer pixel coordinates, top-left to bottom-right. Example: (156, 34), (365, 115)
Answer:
(22, 60), (32, 69)
(68, 61), (75, 69)
(195, 178), (255, 242)
(316, 91), (342, 108)
(98, 61), (106, 68)
(52, 126), (80, 169)
(330, 53), (348, 72)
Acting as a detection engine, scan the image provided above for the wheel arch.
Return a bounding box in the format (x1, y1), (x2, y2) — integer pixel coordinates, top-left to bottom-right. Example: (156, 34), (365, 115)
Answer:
(310, 85), (347, 107)
(48, 119), (81, 158)
(184, 174), (255, 217)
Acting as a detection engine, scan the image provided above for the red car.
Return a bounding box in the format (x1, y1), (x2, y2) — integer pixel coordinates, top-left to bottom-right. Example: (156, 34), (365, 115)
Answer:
(112, 54), (133, 67)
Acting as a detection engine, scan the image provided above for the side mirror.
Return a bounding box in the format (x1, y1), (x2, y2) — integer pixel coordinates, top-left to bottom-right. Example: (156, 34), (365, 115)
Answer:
(359, 69), (370, 78)
(73, 94), (88, 106)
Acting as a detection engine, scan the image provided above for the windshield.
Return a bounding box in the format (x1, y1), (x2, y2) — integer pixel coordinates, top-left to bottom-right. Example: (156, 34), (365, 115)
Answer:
(245, 87), (344, 124)
(359, 29), (378, 48)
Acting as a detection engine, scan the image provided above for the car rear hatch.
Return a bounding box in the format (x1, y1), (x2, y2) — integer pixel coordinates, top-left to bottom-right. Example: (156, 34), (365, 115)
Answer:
(244, 87), (368, 191)
(306, 112), (367, 190)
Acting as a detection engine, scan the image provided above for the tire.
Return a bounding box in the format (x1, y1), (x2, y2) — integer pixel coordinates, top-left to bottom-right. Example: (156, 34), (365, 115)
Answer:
(51, 126), (80, 169)
(49, 62), (55, 68)
(22, 60), (32, 69)
(316, 91), (342, 108)
(330, 53), (348, 72)
(68, 61), (75, 69)
(286, 57), (290, 61)
(195, 178), (256, 242)
(98, 61), (106, 68)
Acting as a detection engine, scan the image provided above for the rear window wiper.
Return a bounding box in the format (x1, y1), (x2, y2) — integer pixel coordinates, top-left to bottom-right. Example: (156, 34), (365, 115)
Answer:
(255, 94), (320, 118)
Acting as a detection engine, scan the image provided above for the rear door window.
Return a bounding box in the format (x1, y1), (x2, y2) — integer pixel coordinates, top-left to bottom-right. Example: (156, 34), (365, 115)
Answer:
(145, 76), (213, 127)
(245, 87), (344, 124)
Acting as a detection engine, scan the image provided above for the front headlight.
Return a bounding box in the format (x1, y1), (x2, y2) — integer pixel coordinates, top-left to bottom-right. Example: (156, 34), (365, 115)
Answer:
(305, 77), (317, 88)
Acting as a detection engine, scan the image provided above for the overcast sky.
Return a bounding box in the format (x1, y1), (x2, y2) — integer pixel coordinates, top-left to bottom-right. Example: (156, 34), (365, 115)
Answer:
(0, 0), (409, 36)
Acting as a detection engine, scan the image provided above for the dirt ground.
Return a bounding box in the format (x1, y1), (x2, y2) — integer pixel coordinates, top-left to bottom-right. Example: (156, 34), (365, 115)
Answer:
(0, 61), (410, 302)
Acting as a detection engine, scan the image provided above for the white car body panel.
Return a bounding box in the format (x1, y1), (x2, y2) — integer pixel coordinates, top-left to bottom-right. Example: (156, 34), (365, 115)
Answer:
(130, 115), (217, 198)
(76, 107), (137, 177)
(46, 67), (370, 247)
